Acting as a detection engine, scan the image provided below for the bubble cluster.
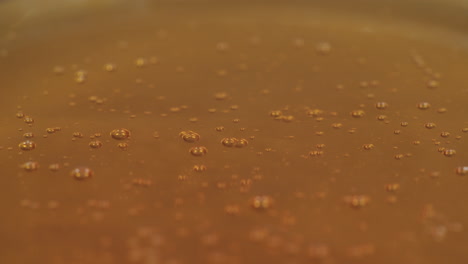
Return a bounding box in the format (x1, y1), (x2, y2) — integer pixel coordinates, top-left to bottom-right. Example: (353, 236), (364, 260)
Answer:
(71, 167), (94, 180)
(110, 128), (131, 140)
(221, 137), (249, 148)
(179, 131), (200, 143)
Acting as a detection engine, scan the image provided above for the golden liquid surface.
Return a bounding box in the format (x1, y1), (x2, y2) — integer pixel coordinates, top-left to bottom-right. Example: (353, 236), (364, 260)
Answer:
(1, 1), (468, 263)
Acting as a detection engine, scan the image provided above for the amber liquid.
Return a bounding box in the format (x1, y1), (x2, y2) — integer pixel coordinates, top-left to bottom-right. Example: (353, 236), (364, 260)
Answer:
(1, 1), (468, 263)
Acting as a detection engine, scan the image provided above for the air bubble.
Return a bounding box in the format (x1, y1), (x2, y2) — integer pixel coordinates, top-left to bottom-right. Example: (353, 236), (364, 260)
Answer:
(377, 115), (387, 121)
(117, 142), (128, 150)
(18, 140), (36, 151)
(316, 42), (332, 55)
(455, 166), (468, 176)
(23, 132), (34, 138)
(221, 137), (237, 147)
(385, 183), (400, 192)
(104, 63), (116, 72)
(443, 149), (456, 157)
(179, 131), (200, 143)
(309, 150), (324, 157)
(425, 123), (436, 129)
(417, 102), (431, 110)
(23, 116), (34, 125)
(193, 165), (207, 172)
(89, 140), (103, 149)
(332, 123), (343, 129)
(427, 80), (439, 89)
(189, 146), (208, 156)
(234, 138), (249, 148)
(71, 167), (94, 180)
(73, 132), (84, 138)
(281, 115), (295, 122)
(110, 128), (131, 140)
(52, 66), (64, 75)
(216, 42), (229, 51)
(375, 102), (388, 109)
(437, 108), (447, 113)
(135, 57), (147, 67)
(362, 144), (374, 150)
(307, 109), (324, 117)
(49, 164), (60, 171)
(214, 92), (228, 100)
(270, 110), (282, 117)
(22, 161), (39, 171)
(75, 70), (87, 83)
(351, 110), (365, 118)
(251, 195), (273, 210)
(440, 132), (450, 138)
(344, 195), (370, 208)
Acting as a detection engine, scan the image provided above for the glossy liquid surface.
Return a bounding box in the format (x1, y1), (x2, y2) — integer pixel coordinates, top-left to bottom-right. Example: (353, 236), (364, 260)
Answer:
(1, 1), (468, 263)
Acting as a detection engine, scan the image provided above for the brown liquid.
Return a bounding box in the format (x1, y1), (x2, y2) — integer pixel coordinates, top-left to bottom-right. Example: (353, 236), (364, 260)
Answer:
(1, 1), (468, 263)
